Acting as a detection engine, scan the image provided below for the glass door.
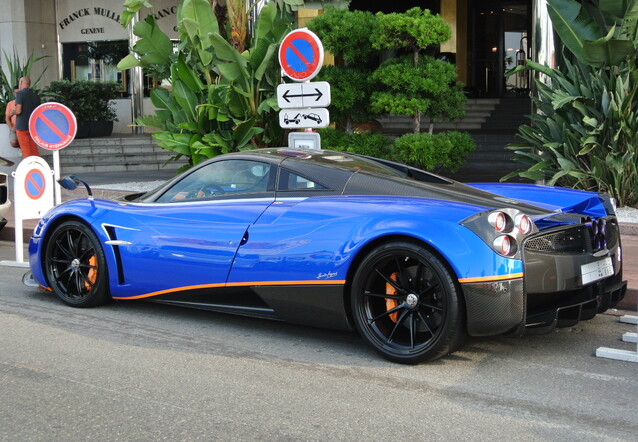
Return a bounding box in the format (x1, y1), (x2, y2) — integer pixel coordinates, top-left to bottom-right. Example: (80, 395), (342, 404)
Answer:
(472, 1), (530, 97)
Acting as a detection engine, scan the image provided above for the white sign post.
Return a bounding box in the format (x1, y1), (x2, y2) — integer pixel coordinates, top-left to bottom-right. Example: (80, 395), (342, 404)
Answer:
(2, 156), (55, 266)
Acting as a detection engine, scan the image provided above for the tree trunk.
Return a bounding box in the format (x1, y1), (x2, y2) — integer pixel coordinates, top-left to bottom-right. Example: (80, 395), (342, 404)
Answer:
(413, 112), (421, 134)
(345, 117), (354, 136)
(413, 49), (421, 133)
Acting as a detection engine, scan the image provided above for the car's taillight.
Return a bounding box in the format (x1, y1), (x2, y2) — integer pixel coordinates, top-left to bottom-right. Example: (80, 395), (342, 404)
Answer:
(516, 214), (532, 235)
(488, 211), (509, 232)
(493, 235), (515, 256)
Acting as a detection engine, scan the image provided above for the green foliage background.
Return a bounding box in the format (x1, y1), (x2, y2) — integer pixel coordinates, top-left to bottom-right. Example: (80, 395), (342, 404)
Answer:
(118, 0), (294, 170)
(42, 80), (120, 125)
(504, 0), (638, 207)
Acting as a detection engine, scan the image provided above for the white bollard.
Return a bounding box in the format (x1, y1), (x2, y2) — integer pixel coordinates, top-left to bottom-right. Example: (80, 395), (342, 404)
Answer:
(596, 314), (638, 363)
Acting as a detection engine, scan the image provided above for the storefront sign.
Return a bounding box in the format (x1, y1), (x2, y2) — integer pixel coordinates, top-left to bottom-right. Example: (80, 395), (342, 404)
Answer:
(57, 0), (127, 42)
(143, 3), (179, 36)
(57, 0), (179, 42)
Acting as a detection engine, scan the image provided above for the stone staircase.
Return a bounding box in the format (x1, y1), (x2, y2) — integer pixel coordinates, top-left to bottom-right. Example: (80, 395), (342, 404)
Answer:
(39, 134), (187, 175)
(377, 98), (500, 135)
(378, 97), (532, 182)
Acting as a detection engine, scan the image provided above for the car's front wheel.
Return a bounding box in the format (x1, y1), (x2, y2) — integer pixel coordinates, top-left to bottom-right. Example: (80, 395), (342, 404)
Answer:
(45, 220), (110, 307)
(351, 241), (464, 364)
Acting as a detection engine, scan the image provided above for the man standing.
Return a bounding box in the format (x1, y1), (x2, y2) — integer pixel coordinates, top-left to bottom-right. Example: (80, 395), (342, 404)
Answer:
(4, 86), (20, 148)
(11, 76), (40, 158)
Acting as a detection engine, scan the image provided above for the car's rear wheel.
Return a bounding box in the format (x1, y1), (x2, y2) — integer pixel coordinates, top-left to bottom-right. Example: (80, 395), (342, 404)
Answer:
(351, 241), (464, 364)
(45, 220), (109, 307)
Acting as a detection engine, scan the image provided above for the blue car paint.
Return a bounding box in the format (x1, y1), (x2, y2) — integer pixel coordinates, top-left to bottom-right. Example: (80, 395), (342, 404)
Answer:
(29, 199), (118, 288)
(467, 183), (609, 218)
(31, 182), (609, 301)
(102, 198), (275, 298)
(231, 196), (522, 285)
(30, 194), (523, 299)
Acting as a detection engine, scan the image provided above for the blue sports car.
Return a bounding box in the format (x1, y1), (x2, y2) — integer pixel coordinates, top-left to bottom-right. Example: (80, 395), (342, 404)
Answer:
(27, 148), (626, 363)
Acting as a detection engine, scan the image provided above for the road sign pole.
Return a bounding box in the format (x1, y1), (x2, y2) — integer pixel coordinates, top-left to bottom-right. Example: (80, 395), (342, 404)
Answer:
(53, 151), (61, 205)
(14, 215), (23, 263)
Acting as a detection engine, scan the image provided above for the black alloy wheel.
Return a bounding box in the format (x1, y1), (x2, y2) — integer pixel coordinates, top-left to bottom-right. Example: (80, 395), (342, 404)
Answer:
(45, 220), (110, 307)
(351, 242), (464, 364)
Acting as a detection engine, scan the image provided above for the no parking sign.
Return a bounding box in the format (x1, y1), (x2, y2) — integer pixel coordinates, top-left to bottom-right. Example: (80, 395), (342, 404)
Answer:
(278, 29), (324, 82)
(29, 103), (77, 150)
(13, 156), (54, 220)
(29, 102), (77, 206)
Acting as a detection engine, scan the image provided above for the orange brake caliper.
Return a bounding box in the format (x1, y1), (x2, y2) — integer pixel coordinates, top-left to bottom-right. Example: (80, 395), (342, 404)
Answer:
(85, 255), (97, 291)
(385, 272), (399, 322)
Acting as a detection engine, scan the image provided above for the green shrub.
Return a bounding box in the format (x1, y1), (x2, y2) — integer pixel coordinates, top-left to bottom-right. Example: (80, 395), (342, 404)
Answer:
(307, 8), (378, 66)
(371, 55), (465, 124)
(504, 0), (638, 207)
(503, 58), (638, 207)
(319, 128), (391, 159)
(315, 66), (375, 133)
(308, 9), (379, 134)
(392, 131), (476, 172)
(42, 80), (119, 124)
(369, 7), (464, 134)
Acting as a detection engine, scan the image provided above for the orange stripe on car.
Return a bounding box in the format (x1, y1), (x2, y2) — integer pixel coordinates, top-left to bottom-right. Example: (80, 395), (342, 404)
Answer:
(112, 280), (346, 300)
(458, 273), (524, 283)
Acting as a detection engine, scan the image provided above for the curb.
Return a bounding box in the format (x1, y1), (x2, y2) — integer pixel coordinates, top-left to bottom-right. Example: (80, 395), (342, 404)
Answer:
(620, 222), (638, 237)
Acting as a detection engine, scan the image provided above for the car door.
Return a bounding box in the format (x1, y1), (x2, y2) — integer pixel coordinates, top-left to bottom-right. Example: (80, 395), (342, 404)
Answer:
(100, 159), (276, 299)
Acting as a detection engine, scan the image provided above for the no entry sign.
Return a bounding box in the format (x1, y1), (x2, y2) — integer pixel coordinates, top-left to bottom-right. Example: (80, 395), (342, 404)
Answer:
(278, 28), (324, 82)
(29, 102), (77, 151)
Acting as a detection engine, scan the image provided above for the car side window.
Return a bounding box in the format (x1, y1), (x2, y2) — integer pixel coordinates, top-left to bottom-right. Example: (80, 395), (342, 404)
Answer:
(278, 169), (327, 191)
(156, 160), (272, 202)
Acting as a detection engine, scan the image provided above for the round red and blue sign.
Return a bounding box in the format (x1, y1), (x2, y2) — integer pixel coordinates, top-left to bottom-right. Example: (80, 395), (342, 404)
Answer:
(24, 168), (46, 200)
(29, 102), (77, 151)
(278, 29), (324, 82)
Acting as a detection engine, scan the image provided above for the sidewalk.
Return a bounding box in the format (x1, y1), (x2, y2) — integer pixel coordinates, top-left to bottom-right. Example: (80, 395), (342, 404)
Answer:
(1, 168), (636, 312)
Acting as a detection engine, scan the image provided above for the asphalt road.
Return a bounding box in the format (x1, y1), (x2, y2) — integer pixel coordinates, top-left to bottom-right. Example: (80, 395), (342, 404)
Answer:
(1, 241), (637, 441)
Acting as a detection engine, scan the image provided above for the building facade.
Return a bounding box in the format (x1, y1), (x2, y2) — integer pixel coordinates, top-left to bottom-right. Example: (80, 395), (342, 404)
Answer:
(0, 0), (558, 134)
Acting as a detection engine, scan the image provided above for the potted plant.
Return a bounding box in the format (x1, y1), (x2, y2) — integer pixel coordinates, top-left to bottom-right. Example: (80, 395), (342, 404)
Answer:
(42, 80), (120, 138)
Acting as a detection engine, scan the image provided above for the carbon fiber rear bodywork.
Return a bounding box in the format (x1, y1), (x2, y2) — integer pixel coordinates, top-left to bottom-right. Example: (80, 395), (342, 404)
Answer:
(522, 217), (625, 331)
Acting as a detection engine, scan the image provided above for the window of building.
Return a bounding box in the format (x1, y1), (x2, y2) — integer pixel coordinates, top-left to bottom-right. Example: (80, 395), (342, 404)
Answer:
(62, 41), (130, 95)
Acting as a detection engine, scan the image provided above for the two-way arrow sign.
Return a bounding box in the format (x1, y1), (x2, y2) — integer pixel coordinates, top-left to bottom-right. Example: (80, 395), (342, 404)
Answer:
(277, 81), (331, 109)
(282, 87), (324, 103)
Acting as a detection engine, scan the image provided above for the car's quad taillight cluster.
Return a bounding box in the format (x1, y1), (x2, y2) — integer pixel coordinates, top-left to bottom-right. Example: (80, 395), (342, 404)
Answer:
(484, 211), (534, 257)
(461, 208), (537, 259)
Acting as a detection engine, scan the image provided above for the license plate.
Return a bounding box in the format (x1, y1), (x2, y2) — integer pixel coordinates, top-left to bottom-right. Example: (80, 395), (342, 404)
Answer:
(581, 257), (614, 285)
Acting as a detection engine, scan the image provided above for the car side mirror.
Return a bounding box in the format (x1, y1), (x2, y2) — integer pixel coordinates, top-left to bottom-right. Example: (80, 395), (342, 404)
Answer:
(57, 175), (93, 198)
